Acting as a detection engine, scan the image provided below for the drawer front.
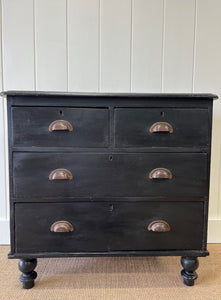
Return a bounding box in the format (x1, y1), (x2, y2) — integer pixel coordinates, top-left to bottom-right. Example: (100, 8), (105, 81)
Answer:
(15, 201), (204, 253)
(12, 107), (109, 147)
(13, 152), (208, 198)
(115, 108), (209, 147)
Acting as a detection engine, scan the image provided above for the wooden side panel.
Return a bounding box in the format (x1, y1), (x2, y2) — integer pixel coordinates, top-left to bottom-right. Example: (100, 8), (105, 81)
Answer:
(35, 0), (67, 91)
(68, 0), (99, 92)
(100, 0), (131, 92)
(131, 0), (163, 92)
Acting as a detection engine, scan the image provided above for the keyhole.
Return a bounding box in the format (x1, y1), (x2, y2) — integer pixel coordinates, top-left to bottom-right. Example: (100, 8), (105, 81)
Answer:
(59, 110), (64, 116)
(109, 204), (113, 212)
(109, 155), (113, 161)
(161, 111), (165, 117)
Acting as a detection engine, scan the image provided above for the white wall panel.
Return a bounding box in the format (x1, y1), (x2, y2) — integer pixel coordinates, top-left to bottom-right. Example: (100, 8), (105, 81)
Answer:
(163, 0), (195, 92)
(194, 0), (221, 93)
(0, 0), (2, 90)
(0, 0), (6, 219)
(131, 0), (163, 92)
(35, 0), (67, 91)
(68, 0), (99, 92)
(194, 0), (221, 220)
(0, 99), (9, 244)
(2, 0), (35, 90)
(208, 220), (221, 243)
(100, 0), (131, 92)
(0, 0), (10, 244)
(0, 0), (221, 243)
(0, 108), (5, 222)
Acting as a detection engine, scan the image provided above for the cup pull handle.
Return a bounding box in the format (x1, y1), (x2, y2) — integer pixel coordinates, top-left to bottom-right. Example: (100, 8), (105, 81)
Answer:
(148, 220), (170, 232)
(149, 168), (172, 180)
(49, 120), (73, 132)
(50, 221), (74, 232)
(49, 169), (73, 180)
(149, 122), (173, 133)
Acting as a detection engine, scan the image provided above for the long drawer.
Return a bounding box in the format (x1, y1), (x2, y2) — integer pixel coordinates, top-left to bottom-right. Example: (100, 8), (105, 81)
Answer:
(14, 201), (204, 253)
(13, 152), (208, 198)
(12, 107), (109, 147)
(115, 108), (209, 147)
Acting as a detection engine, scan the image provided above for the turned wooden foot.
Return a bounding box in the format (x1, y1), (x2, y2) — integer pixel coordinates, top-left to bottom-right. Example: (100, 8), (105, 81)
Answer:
(181, 256), (199, 286)
(18, 258), (37, 289)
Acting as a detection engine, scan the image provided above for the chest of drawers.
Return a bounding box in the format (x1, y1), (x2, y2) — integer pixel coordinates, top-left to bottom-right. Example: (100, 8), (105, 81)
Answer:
(4, 91), (217, 289)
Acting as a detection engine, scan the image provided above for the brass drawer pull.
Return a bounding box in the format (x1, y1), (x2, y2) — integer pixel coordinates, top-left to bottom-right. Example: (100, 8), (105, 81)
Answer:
(49, 169), (73, 180)
(149, 122), (173, 133)
(50, 221), (74, 232)
(49, 120), (73, 132)
(148, 220), (170, 232)
(149, 168), (172, 179)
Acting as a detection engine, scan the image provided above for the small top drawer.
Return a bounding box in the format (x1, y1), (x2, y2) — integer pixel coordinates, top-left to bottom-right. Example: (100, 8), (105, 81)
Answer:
(115, 108), (209, 147)
(12, 107), (109, 147)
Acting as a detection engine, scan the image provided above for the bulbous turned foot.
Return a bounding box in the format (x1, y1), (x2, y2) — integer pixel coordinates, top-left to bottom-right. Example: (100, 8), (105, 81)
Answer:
(181, 256), (199, 286)
(18, 258), (37, 289)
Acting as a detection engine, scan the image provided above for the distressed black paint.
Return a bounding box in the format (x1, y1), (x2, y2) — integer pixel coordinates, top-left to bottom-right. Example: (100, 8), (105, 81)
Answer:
(3, 92), (217, 288)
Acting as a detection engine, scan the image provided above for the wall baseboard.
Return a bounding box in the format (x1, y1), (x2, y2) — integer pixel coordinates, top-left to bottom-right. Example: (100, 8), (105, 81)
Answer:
(0, 219), (220, 245)
(0, 219), (10, 245)
(207, 219), (221, 243)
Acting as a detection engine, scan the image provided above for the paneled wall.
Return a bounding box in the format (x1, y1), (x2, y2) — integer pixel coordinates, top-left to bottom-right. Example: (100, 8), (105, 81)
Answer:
(0, 0), (221, 243)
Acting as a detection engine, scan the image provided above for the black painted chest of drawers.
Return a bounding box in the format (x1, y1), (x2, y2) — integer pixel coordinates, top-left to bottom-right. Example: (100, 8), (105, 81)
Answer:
(4, 91), (218, 288)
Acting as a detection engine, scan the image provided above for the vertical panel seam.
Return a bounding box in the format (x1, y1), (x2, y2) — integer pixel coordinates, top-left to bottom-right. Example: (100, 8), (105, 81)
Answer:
(216, 125), (221, 219)
(210, 118), (221, 220)
(192, 0), (197, 93)
(33, 0), (36, 91)
(0, 0), (4, 90)
(130, 0), (133, 92)
(66, 0), (69, 92)
(3, 96), (9, 219)
(98, 0), (101, 92)
(34, 0), (38, 90)
(161, 0), (166, 92)
(0, 0), (8, 220)
(0, 0), (7, 220)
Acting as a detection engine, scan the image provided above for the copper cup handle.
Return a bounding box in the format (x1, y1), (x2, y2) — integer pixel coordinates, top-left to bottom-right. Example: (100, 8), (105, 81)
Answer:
(49, 120), (73, 132)
(49, 169), (73, 180)
(149, 122), (173, 133)
(148, 220), (170, 232)
(149, 168), (172, 179)
(50, 221), (74, 232)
